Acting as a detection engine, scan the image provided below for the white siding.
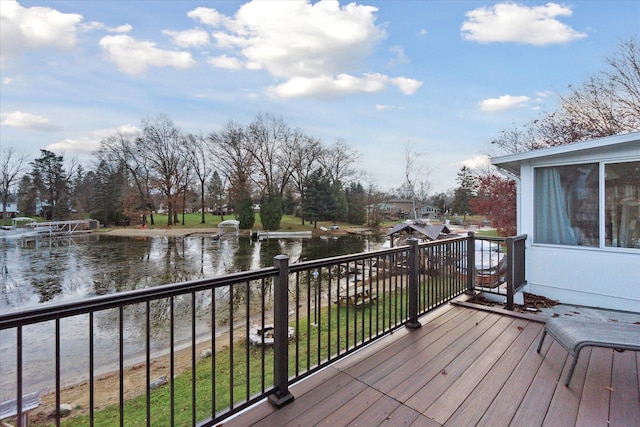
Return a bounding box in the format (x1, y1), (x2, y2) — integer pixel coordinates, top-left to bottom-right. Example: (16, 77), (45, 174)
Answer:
(515, 136), (640, 311)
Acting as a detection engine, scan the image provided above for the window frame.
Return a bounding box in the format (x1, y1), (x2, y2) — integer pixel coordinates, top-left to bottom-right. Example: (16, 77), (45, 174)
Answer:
(532, 159), (640, 252)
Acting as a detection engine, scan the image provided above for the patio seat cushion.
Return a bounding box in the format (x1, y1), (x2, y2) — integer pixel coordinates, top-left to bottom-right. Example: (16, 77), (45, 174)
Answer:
(537, 317), (640, 386)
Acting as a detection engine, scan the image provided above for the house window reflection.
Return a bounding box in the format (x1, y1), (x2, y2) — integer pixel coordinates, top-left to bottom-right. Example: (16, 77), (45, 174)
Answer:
(534, 163), (599, 246)
(606, 161), (640, 248)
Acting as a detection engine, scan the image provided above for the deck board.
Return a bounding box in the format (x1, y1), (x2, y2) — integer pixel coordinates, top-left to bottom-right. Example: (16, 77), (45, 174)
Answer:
(610, 350), (640, 426)
(574, 347), (613, 426)
(219, 304), (640, 427)
(442, 320), (543, 426)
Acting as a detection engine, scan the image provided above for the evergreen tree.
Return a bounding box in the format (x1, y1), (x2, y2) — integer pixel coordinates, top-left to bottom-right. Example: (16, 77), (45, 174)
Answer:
(31, 149), (70, 219)
(17, 175), (36, 216)
(450, 166), (477, 218)
(207, 171), (226, 220)
(303, 168), (336, 227)
(260, 189), (283, 230)
(282, 189), (296, 215)
(346, 182), (367, 225)
(91, 160), (126, 226)
(234, 188), (255, 229)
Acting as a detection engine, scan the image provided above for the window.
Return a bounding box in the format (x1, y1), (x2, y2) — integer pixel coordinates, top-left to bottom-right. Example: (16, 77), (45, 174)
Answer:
(534, 163), (599, 246)
(605, 161), (640, 248)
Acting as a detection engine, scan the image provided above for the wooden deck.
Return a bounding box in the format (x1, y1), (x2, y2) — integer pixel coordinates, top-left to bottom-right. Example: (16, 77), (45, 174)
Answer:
(220, 303), (640, 426)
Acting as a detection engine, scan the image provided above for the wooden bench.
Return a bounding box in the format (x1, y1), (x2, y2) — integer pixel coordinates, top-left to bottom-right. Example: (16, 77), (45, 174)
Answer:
(334, 286), (377, 308)
(537, 317), (640, 386)
(0, 392), (41, 427)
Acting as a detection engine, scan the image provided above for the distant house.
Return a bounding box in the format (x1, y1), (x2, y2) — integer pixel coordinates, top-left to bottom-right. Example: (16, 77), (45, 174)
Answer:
(367, 202), (397, 220)
(1, 195), (19, 218)
(492, 131), (640, 312)
(386, 199), (413, 218)
(419, 205), (439, 218)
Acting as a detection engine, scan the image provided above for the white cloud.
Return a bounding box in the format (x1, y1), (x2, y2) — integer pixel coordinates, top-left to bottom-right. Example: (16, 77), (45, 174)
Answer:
(207, 55), (243, 70)
(0, 111), (61, 131)
(0, 0), (83, 62)
(479, 95), (530, 112)
(45, 125), (140, 156)
(267, 74), (383, 98)
(188, 7), (225, 26)
(375, 104), (405, 111)
(81, 22), (132, 33)
(163, 28), (210, 48)
(99, 35), (195, 75)
(461, 2), (587, 45)
(390, 77), (422, 95)
(461, 154), (491, 171)
(192, 0), (420, 98)
(388, 45), (409, 67)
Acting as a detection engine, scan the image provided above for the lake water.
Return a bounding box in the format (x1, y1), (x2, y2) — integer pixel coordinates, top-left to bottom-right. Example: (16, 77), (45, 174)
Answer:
(0, 233), (383, 398)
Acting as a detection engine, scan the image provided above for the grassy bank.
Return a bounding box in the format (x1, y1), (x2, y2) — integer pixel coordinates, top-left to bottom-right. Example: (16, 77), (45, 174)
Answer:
(48, 278), (459, 426)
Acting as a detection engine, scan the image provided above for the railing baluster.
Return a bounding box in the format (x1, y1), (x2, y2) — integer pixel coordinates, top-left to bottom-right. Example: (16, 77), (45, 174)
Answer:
(16, 325), (23, 427)
(89, 312), (95, 427)
(119, 307), (124, 426)
(211, 286), (216, 418)
(244, 281), (250, 401)
(170, 297), (175, 425)
(228, 286), (234, 409)
(56, 318), (61, 427)
(145, 301), (151, 427)
(191, 291), (196, 425)
(260, 278), (266, 393)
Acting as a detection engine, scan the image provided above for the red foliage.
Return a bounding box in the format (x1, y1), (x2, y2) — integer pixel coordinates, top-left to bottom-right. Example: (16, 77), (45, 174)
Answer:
(470, 174), (517, 236)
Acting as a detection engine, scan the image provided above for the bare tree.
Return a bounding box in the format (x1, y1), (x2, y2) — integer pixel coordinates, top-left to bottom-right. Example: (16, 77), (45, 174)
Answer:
(185, 133), (214, 223)
(208, 120), (256, 226)
(493, 36), (640, 154)
(98, 129), (156, 225)
(402, 141), (432, 219)
(140, 115), (186, 226)
(318, 138), (361, 186)
(290, 134), (323, 224)
(1, 147), (27, 220)
(245, 113), (296, 195)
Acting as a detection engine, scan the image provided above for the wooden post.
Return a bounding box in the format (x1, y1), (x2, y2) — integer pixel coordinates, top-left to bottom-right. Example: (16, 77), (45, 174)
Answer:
(268, 255), (295, 407)
(506, 237), (514, 310)
(406, 239), (421, 329)
(465, 232), (476, 295)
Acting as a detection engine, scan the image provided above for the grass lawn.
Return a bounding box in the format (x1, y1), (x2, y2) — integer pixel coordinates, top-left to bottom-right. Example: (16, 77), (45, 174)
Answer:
(54, 277), (457, 426)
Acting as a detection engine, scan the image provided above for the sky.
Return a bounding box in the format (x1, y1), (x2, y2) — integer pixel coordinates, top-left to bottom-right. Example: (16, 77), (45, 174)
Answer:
(1, 0), (638, 194)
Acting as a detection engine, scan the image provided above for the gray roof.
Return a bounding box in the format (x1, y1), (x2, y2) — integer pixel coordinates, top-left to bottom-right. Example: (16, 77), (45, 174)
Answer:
(386, 223), (451, 241)
(491, 131), (640, 175)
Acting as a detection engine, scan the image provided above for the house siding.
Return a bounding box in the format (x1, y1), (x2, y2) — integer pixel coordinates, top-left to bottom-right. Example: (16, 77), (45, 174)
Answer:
(495, 132), (640, 312)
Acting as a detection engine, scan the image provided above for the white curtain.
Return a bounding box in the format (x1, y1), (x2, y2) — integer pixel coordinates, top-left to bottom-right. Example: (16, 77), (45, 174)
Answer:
(535, 168), (577, 245)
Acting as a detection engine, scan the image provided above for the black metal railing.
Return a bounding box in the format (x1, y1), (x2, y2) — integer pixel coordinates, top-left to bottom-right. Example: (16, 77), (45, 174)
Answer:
(0, 233), (525, 426)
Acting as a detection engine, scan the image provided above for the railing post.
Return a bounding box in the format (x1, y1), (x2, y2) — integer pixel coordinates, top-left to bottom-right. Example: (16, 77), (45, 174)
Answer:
(465, 232), (476, 295)
(268, 255), (295, 407)
(505, 237), (515, 311)
(406, 239), (421, 329)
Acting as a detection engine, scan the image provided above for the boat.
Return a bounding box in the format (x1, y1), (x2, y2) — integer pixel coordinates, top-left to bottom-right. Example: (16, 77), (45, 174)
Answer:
(248, 324), (295, 346)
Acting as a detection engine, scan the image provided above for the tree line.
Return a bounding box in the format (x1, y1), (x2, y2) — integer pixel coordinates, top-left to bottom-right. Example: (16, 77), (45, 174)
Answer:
(2, 113), (379, 230)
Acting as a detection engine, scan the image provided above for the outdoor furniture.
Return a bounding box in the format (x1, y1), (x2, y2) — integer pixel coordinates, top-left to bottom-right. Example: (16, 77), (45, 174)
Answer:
(537, 317), (640, 386)
(0, 392), (41, 427)
(335, 285), (377, 308)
